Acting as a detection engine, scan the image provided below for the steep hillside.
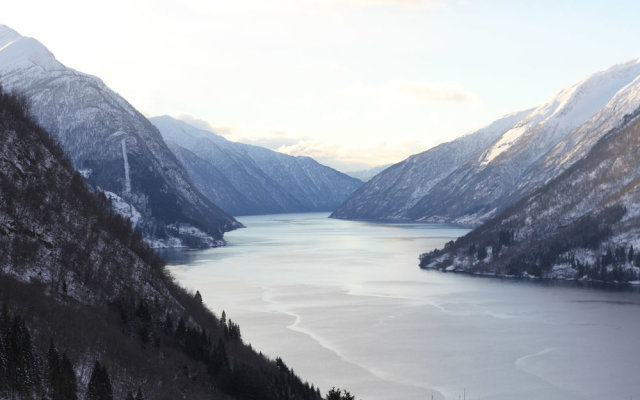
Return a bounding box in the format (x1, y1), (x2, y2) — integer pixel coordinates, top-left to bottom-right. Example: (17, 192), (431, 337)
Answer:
(333, 58), (640, 226)
(420, 106), (640, 283)
(0, 25), (240, 247)
(151, 116), (363, 216)
(407, 58), (640, 224)
(330, 110), (529, 221)
(0, 84), (322, 399)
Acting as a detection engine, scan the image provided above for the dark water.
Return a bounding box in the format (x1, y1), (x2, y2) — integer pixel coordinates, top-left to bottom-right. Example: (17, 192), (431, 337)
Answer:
(163, 213), (640, 400)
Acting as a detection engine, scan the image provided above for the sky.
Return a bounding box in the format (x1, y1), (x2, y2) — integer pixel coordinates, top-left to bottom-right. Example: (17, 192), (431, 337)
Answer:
(4, 0), (640, 172)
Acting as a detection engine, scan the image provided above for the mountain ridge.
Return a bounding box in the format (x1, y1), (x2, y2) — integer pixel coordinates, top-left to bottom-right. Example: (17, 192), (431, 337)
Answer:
(151, 115), (363, 216)
(333, 57), (640, 227)
(0, 25), (241, 247)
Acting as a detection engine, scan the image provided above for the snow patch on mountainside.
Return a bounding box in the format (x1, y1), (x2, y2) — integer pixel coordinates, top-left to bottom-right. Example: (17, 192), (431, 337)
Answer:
(103, 191), (142, 227)
(480, 58), (640, 166)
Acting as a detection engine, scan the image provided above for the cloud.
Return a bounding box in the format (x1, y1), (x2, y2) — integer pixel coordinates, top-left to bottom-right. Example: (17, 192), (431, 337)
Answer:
(393, 80), (478, 103)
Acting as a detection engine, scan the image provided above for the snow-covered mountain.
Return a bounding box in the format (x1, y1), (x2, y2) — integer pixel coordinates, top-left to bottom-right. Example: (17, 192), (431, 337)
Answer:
(330, 110), (530, 221)
(0, 25), (240, 246)
(333, 58), (640, 226)
(420, 104), (640, 282)
(150, 116), (363, 216)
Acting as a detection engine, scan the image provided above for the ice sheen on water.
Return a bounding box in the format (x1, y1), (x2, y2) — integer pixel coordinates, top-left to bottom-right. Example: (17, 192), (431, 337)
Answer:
(164, 213), (640, 400)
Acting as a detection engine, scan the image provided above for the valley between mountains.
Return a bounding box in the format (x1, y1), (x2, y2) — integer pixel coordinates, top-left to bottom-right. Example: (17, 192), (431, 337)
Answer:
(2, 17), (640, 400)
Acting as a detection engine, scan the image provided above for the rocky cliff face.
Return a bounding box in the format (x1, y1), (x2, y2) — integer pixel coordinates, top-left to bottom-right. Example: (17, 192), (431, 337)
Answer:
(151, 115), (363, 216)
(0, 25), (240, 247)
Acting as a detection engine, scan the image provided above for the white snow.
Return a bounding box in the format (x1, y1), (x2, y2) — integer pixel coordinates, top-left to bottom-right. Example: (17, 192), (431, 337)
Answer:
(480, 58), (640, 166)
(0, 25), (62, 73)
(121, 138), (131, 194)
(102, 191), (142, 227)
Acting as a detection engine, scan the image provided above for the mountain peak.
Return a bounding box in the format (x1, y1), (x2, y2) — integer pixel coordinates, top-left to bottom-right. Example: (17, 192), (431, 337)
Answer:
(0, 24), (22, 48)
(0, 25), (60, 73)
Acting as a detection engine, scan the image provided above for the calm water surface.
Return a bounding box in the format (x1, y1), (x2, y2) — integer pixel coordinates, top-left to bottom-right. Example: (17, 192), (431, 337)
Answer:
(163, 213), (640, 400)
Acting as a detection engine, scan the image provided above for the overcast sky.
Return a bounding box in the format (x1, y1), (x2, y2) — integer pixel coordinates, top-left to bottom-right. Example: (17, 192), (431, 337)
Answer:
(4, 0), (640, 171)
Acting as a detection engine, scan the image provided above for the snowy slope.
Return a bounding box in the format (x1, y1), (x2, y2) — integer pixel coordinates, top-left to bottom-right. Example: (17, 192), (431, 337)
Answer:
(406, 58), (640, 224)
(420, 105), (640, 282)
(334, 57), (640, 225)
(330, 109), (530, 221)
(151, 116), (363, 215)
(0, 25), (240, 245)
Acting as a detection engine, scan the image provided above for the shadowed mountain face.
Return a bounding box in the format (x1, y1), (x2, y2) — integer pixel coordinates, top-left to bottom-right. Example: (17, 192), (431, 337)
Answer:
(151, 115), (363, 216)
(0, 25), (240, 246)
(333, 58), (640, 226)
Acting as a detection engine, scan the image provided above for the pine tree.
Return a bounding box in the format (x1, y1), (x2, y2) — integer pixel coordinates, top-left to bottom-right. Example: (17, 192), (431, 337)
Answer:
(194, 291), (203, 304)
(46, 339), (61, 399)
(59, 353), (77, 400)
(174, 318), (186, 347)
(0, 322), (7, 397)
(86, 361), (113, 400)
(135, 388), (145, 400)
(163, 313), (174, 335)
(7, 316), (38, 397)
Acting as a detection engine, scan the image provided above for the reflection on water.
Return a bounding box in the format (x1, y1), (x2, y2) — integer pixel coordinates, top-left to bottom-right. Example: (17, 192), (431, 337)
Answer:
(164, 213), (640, 400)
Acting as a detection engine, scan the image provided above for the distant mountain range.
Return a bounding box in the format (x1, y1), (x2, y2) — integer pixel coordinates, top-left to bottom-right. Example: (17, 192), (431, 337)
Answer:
(0, 25), (241, 247)
(332, 59), (640, 226)
(345, 165), (392, 182)
(151, 116), (362, 216)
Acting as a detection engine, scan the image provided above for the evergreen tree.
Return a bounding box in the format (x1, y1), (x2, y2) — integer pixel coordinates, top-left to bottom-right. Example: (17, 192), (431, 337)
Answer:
(174, 318), (186, 347)
(7, 316), (38, 397)
(326, 388), (342, 400)
(163, 313), (174, 335)
(194, 291), (203, 304)
(59, 353), (78, 400)
(135, 388), (145, 400)
(86, 361), (113, 400)
(0, 321), (7, 397)
(46, 339), (61, 398)
(124, 391), (134, 400)
(629, 246), (634, 264)
(325, 387), (355, 400)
